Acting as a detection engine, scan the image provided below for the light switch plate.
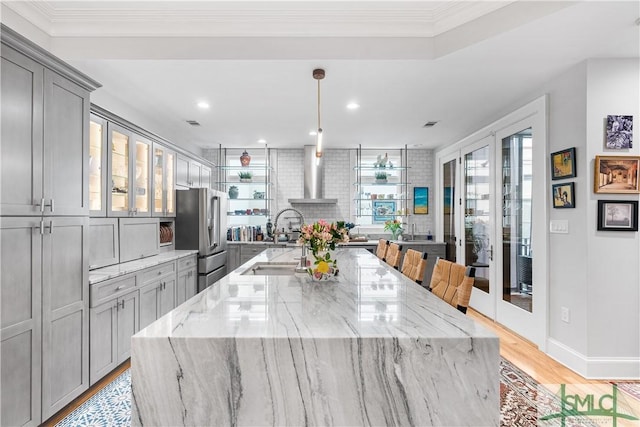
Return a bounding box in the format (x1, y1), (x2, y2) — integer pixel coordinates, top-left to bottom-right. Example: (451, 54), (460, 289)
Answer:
(550, 220), (569, 234)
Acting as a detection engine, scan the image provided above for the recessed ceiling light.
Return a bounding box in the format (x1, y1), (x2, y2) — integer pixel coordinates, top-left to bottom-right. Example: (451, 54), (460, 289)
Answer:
(309, 130), (318, 136)
(197, 101), (210, 109)
(257, 139), (267, 144)
(346, 102), (360, 110)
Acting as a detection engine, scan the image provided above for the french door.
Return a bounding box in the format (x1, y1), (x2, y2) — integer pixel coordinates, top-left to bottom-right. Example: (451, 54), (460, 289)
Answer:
(440, 99), (547, 349)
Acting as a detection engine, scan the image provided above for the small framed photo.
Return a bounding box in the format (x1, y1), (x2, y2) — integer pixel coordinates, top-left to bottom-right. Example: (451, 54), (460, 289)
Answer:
(551, 147), (576, 180)
(372, 200), (396, 223)
(606, 115), (633, 149)
(552, 182), (575, 208)
(594, 155), (640, 194)
(413, 186), (429, 214)
(597, 200), (638, 231)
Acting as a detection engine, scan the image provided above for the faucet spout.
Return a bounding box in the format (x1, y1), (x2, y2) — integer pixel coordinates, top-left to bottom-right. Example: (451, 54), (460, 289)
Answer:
(273, 208), (305, 242)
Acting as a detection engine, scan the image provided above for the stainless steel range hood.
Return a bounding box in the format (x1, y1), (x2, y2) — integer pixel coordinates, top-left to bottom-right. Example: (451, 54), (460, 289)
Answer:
(288, 145), (337, 204)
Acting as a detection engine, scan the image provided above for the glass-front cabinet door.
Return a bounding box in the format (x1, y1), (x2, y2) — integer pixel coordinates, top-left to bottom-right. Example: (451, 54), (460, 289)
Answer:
(107, 123), (151, 217)
(89, 115), (107, 216)
(152, 144), (176, 217)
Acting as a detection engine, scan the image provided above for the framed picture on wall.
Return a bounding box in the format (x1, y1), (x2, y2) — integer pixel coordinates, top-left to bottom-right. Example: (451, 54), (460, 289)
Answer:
(605, 115), (633, 149)
(413, 187), (429, 214)
(550, 147), (576, 180)
(552, 182), (575, 208)
(597, 200), (638, 231)
(372, 200), (396, 223)
(594, 155), (640, 194)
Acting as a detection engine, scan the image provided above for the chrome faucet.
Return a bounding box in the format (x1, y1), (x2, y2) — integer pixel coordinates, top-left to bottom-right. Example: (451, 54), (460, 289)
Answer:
(273, 208), (307, 272)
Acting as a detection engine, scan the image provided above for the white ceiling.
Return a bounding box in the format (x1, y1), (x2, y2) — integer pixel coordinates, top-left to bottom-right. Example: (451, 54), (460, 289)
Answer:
(2, 1), (639, 152)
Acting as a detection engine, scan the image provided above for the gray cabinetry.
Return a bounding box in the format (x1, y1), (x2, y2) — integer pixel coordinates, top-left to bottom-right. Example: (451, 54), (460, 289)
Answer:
(176, 255), (198, 306)
(41, 217), (90, 419)
(89, 218), (119, 269)
(89, 278), (138, 385)
(139, 261), (176, 330)
(152, 143), (176, 217)
(176, 154), (211, 189)
(89, 114), (108, 216)
(227, 244), (241, 272)
(118, 218), (160, 263)
(1, 218), (42, 427)
(201, 165), (212, 189)
(399, 242), (446, 287)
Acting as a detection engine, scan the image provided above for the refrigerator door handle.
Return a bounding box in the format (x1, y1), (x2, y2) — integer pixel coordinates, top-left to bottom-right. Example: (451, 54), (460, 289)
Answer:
(211, 195), (219, 249)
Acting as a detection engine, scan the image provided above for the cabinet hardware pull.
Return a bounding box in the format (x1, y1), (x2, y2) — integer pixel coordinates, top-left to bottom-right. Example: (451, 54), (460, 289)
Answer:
(43, 221), (52, 234)
(115, 285), (125, 291)
(49, 199), (54, 213)
(157, 271), (162, 275)
(36, 198), (46, 212)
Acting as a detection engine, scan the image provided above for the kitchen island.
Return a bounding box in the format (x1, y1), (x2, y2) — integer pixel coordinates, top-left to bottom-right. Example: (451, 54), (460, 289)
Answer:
(131, 248), (499, 426)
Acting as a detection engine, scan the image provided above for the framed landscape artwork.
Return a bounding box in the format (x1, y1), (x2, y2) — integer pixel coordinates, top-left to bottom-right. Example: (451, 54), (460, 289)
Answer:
(597, 200), (638, 231)
(551, 147), (576, 180)
(594, 155), (640, 194)
(413, 187), (429, 214)
(552, 182), (575, 208)
(606, 115), (633, 149)
(372, 200), (396, 223)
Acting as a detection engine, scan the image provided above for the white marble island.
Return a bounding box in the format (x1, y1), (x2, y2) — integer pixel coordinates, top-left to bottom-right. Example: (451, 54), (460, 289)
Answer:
(131, 248), (499, 426)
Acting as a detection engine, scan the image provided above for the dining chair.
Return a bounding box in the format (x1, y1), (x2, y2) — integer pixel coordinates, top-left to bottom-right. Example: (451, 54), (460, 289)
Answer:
(384, 242), (403, 269)
(429, 258), (476, 314)
(400, 249), (428, 285)
(375, 239), (389, 260)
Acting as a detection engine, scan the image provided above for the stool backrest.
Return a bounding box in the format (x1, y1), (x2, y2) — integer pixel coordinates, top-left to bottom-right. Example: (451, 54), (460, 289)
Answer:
(429, 258), (475, 314)
(400, 249), (428, 284)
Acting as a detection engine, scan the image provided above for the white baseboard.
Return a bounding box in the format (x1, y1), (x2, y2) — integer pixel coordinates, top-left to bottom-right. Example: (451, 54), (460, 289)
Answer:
(547, 338), (640, 380)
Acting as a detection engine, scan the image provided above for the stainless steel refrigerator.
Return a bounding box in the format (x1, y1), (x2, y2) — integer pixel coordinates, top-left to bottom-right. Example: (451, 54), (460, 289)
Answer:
(175, 188), (228, 292)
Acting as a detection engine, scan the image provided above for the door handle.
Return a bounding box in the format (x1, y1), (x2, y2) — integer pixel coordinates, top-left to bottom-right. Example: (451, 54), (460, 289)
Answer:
(488, 244), (494, 262)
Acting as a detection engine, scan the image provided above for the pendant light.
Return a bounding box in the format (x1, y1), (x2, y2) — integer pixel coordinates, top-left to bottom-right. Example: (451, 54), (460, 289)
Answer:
(313, 68), (325, 164)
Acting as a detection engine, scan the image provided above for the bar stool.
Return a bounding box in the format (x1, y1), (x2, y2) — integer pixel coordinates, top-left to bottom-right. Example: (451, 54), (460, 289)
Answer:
(375, 239), (389, 260)
(400, 249), (428, 284)
(429, 257), (475, 314)
(384, 242), (403, 269)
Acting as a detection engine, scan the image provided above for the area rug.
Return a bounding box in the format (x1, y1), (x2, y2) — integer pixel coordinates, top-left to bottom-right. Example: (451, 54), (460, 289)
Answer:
(55, 358), (599, 427)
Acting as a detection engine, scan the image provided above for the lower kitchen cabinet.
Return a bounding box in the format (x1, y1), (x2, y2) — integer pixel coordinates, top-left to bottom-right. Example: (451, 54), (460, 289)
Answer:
(227, 244), (241, 272)
(176, 255), (197, 306)
(89, 288), (138, 385)
(139, 263), (176, 330)
(1, 216), (89, 425)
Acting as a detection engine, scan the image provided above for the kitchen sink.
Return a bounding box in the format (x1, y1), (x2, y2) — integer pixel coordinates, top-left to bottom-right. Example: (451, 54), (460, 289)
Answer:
(241, 262), (300, 276)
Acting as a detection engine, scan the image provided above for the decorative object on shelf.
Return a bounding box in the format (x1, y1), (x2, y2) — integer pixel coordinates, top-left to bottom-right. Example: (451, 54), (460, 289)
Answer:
(597, 200), (638, 231)
(413, 186), (429, 214)
(240, 150), (251, 166)
(228, 185), (239, 199)
(238, 171), (253, 182)
(552, 182), (575, 208)
(299, 220), (349, 280)
(384, 219), (404, 240)
(373, 200), (396, 223)
(594, 155), (640, 193)
(266, 217), (273, 238)
(253, 190), (265, 199)
(375, 171), (388, 183)
(374, 153), (390, 168)
(550, 147), (576, 180)
(312, 68), (325, 162)
(605, 115), (633, 149)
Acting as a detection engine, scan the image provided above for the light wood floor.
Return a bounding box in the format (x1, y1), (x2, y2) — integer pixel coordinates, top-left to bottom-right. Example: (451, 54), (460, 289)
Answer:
(43, 310), (635, 426)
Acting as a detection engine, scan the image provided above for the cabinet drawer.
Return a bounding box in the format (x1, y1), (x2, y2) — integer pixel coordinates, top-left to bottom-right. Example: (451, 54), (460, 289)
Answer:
(141, 261), (176, 284)
(178, 255), (197, 272)
(240, 245), (266, 258)
(91, 275), (137, 307)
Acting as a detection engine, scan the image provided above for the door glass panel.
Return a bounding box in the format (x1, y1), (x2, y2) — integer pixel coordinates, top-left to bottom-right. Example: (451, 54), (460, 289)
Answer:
(135, 140), (149, 213)
(501, 128), (533, 312)
(154, 148), (164, 214)
(89, 121), (103, 211)
(166, 152), (175, 215)
(111, 130), (129, 212)
(443, 158), (456, 262)
(464, 146), (491, 293)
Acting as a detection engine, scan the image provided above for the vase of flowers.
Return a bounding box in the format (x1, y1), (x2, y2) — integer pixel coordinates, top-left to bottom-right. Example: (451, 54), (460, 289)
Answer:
(299, 220), (350, 280)
(384, 219), (403, 240)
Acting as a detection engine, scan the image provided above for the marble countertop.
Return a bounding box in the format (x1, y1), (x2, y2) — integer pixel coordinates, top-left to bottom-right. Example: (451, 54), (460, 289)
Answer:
(227, 239), (445, 246)
(135, 247), (492, 341)
(89, 250), (199, 285)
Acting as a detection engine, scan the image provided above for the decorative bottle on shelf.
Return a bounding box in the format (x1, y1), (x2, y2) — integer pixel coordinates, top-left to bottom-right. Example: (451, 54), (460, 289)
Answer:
(266, 218), (273, 239)
(240, 150), (251, 166)
(228, 185), (239, 199)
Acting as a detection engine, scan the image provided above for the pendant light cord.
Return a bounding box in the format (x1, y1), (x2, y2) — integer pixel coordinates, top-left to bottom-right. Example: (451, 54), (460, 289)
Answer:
(317, 78), (321, 131)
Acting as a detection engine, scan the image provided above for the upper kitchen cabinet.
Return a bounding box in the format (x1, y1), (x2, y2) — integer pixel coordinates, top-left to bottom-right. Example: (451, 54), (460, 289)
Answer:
(217, 147), (272, 229)
(1, 33), (98, 217)
(107, 123), (152, 217)
(152, 144), (176, 217)
(353, 147), (410, 226)
(176, 154), (212, 189)
(89, 115), (108, 216)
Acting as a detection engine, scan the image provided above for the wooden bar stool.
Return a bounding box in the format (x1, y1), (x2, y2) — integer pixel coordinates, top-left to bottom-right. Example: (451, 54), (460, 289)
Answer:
(400, 249), (428, 284)
(428, 257), (476, 314)
(375, 239), (389, 260)
(384, 242), (403, 269)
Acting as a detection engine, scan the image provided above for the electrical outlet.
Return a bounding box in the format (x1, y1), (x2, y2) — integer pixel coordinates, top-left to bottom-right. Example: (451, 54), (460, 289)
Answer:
(561, 306), (570, 323)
